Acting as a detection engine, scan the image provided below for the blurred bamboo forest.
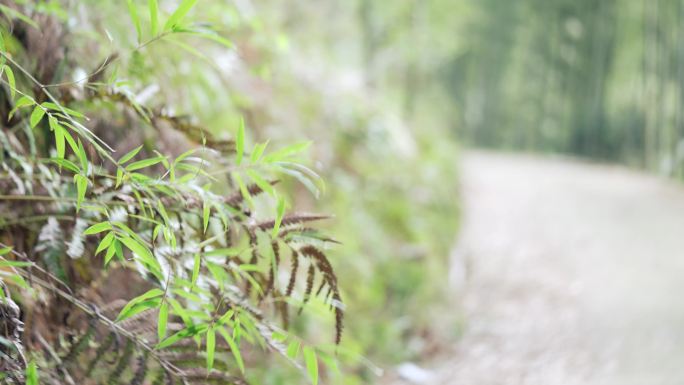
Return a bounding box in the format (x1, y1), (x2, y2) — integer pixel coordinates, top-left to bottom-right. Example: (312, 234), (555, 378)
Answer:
(450, 0), (684, 176)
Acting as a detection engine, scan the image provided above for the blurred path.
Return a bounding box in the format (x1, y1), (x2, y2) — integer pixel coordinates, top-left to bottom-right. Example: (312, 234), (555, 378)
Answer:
(435, 151), (684, 385)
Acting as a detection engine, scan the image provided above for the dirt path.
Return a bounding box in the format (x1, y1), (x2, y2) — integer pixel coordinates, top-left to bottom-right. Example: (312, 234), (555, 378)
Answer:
(430, 151), (684, 385)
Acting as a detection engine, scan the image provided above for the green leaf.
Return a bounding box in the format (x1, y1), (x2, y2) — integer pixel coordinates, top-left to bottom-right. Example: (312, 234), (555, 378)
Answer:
(0, 246), (11, 255)
(164, 0), (198, 31)
(0, 4), (39, 29)
(218, 326), (244, 374)
(49, 117), (65, 159)
(41, 102), (85, 118)
(272, 197), (286, 237)
(148, 0), (159, 36)
(191, 252), (200, 286)
(156, 324), (208, 349)
(233, 173), (253, 207)
(76, 139), (88, 172)
(95, 232), (115, 255)
(116, 288), (164, 321)
(263, 141), (312, 163)
(50, 158), (80, 173)
(85, 221), (112, 235)
(127, 0), (142, 43)
(119, 145), (143, 164)
(206, 327), (215, 371)
(246, 170), (275, 197)
(104, 243), (117, 266)
(286, 340), (300, 359)
(303, 347), (318, 385)
(29, 106), (45, 128)
(9, 96), (35, 120)
(3, 64), (14, 99)
(119, 236), (163, 280)
(250, 140), (269, 163)
(202, 200), (210, 234)
(0, 271), (29, 289)
(116, 168), (124, 188)
(235, 117), (245, 165)
(74, 174), (88, 212)
(158, 300), (168, 341)
(0, 260), (32, 268)
(25, 360), (37, 385)
(126, 156), (164, 171)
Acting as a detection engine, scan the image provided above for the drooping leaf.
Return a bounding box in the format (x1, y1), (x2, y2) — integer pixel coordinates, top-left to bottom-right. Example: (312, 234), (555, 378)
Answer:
(148, 0), (159, 36)
(286, 340), (300, 359)
(202, 200), (210, 233)
(206, 327), (215, 371)
(272, 196), (286, 237)
(235, 117), (245, 165)
(49, 117), (65, 159)
(303, 347), (318, 385)
(119, 236), (163, 280)
(74, 174), (88, 211)
(158, 300), (168, 341)
(218, 326), (244, 374)
(25, 360), (38, 385)
(3, 64), (14, 99)
(191, 252), (200, 286)
(126, 0), (142, 43)
(29, 106), (45, 128)
(116, 288), (163, 321)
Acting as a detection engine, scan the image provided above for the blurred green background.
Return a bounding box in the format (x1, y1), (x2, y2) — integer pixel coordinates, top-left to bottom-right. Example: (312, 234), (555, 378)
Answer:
(27, 0), (684, 383)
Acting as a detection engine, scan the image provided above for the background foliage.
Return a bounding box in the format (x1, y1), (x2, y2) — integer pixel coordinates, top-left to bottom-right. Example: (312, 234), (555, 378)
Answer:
(450, 0), (684, 176)
(0, 1), (461, 384)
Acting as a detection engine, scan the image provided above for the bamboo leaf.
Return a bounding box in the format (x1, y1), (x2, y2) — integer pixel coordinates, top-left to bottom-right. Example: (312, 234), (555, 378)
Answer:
(156, 324), (208, 349)
(164, 0), (198, 31)
(49, 117), (65, 159)
(246, 170), (275, 197)
(3, 64), (14, 99)
(9, 96), (35, 120)
(25, 360), (37, 385)
(286, 340), (300, 359)
(251, 140), (269, 163)
(74, 174), (88, 212)
(41, 102), (85, 118)
(158, 300), (168, 341)
(191, 252), (200, 286)
(116, 288), (163, 321)
(29, 106), (45, 128)
(95, 232), (115, 255)
(76, 139), (88, 172)
(119, 145), (143, 164)
(303, 347), (318, 385)
(236, 117), (245, 165)
(272, 196), (286, 237)
(206, 327), (216, 371)
(0, 260), (32, 268)
(218, 326), (244, 374)
(126, 156), (164, 171)
(119, 236), (163, 280)
(50, 159), (79, 173)
(149, 0), (159, 36)
(202, 200), (210, 234)
(85, 221), (112, 235)
(126, 0), (142, 43)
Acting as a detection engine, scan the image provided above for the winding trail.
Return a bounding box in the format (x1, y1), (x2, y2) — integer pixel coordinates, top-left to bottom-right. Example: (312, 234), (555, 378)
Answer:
(436, 151), (684, 385)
